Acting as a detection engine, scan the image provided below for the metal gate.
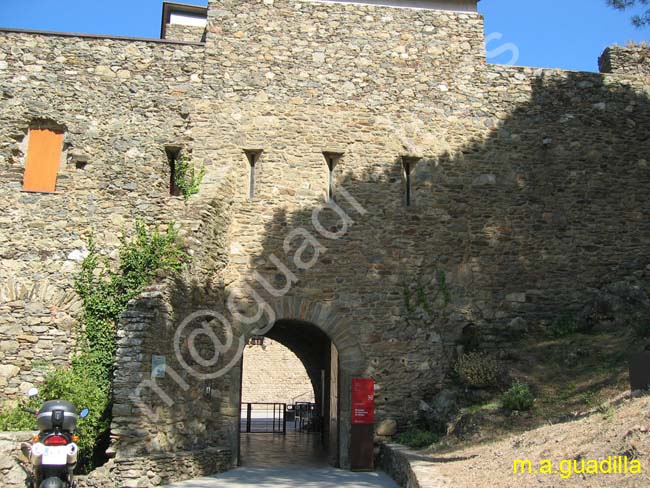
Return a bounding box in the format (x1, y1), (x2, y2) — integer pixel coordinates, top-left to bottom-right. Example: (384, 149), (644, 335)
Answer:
(240, 403), (287, 433)
(294, 402), (321, 433)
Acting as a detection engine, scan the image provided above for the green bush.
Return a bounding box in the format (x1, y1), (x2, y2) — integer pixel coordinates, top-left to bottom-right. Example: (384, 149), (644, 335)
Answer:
(74, 221), (187, 384)
(550, 313), (579, 338)
(633, 321), (650, 339)
(397, 429), (439, 449)
(173, 153), (205, 200)
(402, 271), (451, 322)
(0, 370), (108, 470)
(40, 369), (110, 463)
(0, 396), (40, 431)
(454, 352), (499, 388)
(502, 382), (535, 411)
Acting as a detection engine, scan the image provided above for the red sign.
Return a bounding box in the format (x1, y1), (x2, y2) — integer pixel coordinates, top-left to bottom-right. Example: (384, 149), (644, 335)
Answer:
(351, 378), (374, 425)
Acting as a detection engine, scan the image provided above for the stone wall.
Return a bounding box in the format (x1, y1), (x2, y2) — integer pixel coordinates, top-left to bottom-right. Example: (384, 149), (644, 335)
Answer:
(108, 187), (237, 485)
(0, 431), (32, 487)
(192, 0), (490, 429)
(312, 0), (478, 11)
(0, 29), (206, 405)
(2, 0), (650, 484)
(202, 0), (486, 105)
(111, 283), (236, 458)
(81, 448), (232, 488)
(599, 44), (650, 75)
(164, 24), (206, 43)
(242, 339), (315, 405)
(195, 0), (650, 426)
(378, 442), (424, 488)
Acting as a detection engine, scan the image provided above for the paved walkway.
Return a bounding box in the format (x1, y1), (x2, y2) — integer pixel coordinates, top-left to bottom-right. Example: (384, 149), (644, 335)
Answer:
(164, 433), (398, 487)
(240, 433), (328, 467)
(164, 466), (399, 487)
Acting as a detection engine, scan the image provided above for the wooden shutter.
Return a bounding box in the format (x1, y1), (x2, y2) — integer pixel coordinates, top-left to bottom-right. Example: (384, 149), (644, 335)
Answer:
(23, 129), (64, 193)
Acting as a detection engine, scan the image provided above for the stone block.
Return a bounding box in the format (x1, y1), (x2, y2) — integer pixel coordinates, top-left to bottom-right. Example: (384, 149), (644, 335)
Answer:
(0, 341), (20, 353)
(0, 365), (20, 380)
(505, 293), (527, 303)
(472, 174), (496, 186)
(376, 418), (397, 436)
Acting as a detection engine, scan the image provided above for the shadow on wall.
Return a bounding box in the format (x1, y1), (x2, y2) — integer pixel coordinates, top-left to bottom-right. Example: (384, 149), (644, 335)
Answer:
(228, 70), (650, 422)
(111, 70), (650, 483)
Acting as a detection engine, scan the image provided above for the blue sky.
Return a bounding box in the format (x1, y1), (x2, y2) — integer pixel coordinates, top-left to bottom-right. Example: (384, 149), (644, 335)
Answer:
(0, 0), (647, 72)
(480, 0), (648, 71)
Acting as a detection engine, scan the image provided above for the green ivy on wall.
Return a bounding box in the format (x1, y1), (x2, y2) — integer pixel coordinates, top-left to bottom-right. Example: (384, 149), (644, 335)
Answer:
(0, 221), (188, 471)
(173, 153), (205, 200)
(403, 269), (450, 323)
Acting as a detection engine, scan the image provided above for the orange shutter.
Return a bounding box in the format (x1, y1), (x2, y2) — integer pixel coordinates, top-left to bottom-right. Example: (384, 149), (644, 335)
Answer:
(23, 129), (64, 193)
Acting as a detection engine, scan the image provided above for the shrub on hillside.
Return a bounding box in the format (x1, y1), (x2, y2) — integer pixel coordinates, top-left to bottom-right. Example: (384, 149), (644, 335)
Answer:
(633, 321), (650, 339)
(397, 429), (439, 449)
(454, 352), (499, 388)
(502, 382), (535, 411)
(550, 313), (579, 337)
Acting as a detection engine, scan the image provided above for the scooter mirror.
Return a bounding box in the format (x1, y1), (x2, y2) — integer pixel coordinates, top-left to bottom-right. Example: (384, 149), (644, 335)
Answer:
(27, 387), (39, 398)
(80, 408), (89, 419)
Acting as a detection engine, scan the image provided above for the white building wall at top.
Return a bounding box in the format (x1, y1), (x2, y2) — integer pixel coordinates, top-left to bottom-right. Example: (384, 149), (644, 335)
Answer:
(169, 12), (207, 27)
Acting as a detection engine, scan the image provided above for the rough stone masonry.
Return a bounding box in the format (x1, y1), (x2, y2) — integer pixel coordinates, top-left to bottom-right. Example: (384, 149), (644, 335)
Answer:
(1, 0), (650, 485)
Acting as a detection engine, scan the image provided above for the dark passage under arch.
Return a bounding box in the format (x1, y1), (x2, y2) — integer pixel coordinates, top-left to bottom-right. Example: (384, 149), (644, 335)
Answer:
(238, 319), (340, 467)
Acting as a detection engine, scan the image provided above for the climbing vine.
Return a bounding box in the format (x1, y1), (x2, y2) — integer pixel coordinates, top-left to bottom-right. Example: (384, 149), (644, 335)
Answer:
(403, 269), (450, 323)
(74, 222), (187, 383)
(173, 153), (205, 200)
(0, 221), (187, 471)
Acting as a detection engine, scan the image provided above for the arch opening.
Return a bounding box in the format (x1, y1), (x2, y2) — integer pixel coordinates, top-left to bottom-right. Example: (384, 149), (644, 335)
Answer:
(241, 338), (315, 406)
(237, 319), (341, 468)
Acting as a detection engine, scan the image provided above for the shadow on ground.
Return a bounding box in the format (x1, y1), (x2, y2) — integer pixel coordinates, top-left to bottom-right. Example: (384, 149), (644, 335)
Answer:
(163, 466), (399, 488)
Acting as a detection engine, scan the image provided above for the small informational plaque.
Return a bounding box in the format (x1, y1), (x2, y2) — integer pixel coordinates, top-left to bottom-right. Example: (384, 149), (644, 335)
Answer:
(151, 355), (166, 378)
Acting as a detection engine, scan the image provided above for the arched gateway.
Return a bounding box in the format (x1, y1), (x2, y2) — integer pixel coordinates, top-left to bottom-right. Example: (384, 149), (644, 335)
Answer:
(236, 297), (366, 469)
(109, 291), (366, 485)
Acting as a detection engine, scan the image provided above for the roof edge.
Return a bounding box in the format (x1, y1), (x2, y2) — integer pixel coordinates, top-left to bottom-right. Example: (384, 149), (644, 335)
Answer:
(0, 26), (205, 46)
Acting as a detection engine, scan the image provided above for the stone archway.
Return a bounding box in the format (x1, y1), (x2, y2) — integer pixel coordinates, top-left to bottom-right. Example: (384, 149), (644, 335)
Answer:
(107, 289), (368, 484)
(260, 296), (365, 373)
(236, 296), (366, 470)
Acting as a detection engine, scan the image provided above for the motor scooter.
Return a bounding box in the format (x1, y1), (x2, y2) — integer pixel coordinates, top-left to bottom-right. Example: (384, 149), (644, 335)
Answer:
(21, 388), (89, 488)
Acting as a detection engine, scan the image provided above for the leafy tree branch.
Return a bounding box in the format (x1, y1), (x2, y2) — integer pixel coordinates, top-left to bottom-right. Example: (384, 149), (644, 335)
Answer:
(607, 0), (650, 27)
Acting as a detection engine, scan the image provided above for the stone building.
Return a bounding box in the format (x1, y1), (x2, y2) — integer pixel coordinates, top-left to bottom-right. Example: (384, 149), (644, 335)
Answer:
(241, 338), (315, 405)
(1, 0), (650, 485)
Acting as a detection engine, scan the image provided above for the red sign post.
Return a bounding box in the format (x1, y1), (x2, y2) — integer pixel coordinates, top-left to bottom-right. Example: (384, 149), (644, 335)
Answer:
(350, 378), (374, 470)
(351, 378), (375, 424)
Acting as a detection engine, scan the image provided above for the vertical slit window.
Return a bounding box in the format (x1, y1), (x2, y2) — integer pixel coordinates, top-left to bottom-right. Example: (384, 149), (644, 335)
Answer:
(327, 156), (335, 202)
(244, 149), (263, 201)
(322, 151), (343, 203)
(249, 153), (256, 200)
(166, 147), (182, 197)
(402, 156), (421, 208)
(404, 160), (411, 206)
(23, 128), (65, 193)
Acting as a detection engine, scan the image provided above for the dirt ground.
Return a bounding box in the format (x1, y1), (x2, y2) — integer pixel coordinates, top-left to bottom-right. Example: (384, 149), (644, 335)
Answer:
(416, 392), (650, 487)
